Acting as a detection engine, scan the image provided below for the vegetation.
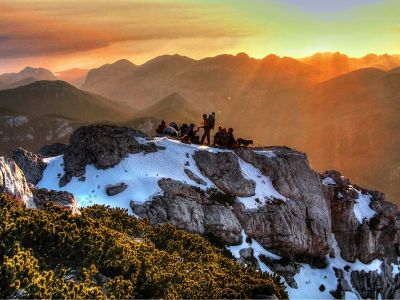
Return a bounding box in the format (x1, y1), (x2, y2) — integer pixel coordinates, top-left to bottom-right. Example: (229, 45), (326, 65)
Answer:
(0, 196), (287, 299)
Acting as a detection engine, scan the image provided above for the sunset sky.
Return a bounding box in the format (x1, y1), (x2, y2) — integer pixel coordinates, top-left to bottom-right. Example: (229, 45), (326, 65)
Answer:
(1, 0), (400, 73)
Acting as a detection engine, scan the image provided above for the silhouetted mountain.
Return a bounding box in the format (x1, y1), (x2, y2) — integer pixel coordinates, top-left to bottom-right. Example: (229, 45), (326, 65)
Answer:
(81, 53), (317, 110)
(0, 67), (57, 90)
(0, 80), (131, 122)
(82, 59), (138, 97)
(55, 68), (89, 87)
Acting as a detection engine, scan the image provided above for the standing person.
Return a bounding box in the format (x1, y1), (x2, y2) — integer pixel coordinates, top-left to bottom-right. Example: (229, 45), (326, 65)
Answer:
(208, 112), (216, 132)
(200, 114), (210, 145)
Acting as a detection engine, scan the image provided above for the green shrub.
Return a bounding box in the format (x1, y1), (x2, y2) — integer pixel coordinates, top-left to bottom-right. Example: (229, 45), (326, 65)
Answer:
(0, 195), (287, 299)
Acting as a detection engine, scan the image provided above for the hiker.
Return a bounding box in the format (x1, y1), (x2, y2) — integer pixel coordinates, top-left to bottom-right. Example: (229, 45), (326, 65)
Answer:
(208, 112), (216, 132)
(227, 128), (237, 148)
(181, 123), (199, 144)
(156, 120), (166, 134)
(212, 126), (223, 146)
(200, 114), (210, 145)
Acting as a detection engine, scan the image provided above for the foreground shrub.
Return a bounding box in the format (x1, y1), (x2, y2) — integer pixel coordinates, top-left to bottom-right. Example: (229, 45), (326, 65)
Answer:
(0, 196), (287, 299)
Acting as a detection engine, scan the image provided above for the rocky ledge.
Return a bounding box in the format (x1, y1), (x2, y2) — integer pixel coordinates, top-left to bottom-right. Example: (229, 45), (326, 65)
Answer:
(1, 124), (399, 299)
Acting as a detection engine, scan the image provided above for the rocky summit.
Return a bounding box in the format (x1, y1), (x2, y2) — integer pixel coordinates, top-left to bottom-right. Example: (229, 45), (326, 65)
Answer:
(1, 124), (400, 299)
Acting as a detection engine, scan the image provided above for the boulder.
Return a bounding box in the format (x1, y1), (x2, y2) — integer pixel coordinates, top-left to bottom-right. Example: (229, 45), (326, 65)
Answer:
(193, 151), (255, 197)
(12, 148), (46, 184)
(0, 156), (35, 207)
(106, 183), (128, 196)
(59, 124), (154, 186)
(31, 187), (78, 214)
(39, 143), (69, 157)
(131, 178), (242, 243)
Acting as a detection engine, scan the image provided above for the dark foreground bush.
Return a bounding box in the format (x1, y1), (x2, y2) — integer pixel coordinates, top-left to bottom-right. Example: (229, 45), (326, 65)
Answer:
(0, 196), (287, 299)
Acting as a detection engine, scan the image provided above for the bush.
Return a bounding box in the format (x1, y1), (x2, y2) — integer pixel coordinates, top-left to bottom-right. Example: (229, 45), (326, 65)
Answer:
(0, 196), (287, 299)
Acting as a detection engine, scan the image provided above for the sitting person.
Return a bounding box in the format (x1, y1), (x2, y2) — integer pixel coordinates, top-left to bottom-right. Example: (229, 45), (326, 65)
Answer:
(163, 125), (179, 137)
(219, 128), (228, 147)
(227, 128), (238, 148)
(180, 123), (188, 137)
(212, 126), (223, 146)
(181, 123), (199, 144)
(156, 120), (166, 134)
(170, 121), (179, 132)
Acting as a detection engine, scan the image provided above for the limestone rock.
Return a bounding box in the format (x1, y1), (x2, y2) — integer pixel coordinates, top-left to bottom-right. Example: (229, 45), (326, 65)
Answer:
(323, 170), (400, 264)
(184, 168), (207, 185)
(235, 147), (332, 259)
(12, 148), (46, 184)
(31, 187), (78, 214)
(0, 156), (35, 207)
(193, 151), (255, 197)
(131, 178), (242, 243)
(106, 183), (128, 196)
(60, 124), (154, 186)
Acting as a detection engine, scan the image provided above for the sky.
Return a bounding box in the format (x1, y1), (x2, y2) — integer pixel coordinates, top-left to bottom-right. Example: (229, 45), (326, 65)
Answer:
(0, 0), (399, 73)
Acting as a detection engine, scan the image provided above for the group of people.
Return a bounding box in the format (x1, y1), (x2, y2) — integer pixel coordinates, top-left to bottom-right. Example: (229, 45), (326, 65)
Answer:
(155, 112), (244, 148)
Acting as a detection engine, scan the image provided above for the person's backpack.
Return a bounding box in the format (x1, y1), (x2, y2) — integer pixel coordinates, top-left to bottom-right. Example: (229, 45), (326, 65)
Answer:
(208, 114), (215, 130)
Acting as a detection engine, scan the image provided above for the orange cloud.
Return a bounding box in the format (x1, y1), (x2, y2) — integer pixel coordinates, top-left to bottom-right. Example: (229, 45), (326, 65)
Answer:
(0, 1), (254, 59)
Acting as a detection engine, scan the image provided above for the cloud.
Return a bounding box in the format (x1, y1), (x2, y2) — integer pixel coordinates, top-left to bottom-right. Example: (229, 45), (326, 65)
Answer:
(0, 1), (255, 59)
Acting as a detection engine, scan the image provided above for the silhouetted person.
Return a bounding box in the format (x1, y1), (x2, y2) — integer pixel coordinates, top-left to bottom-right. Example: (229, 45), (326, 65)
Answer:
(227, 128), (237, 148)
(213, 126), (223, 146)
(200, 114), (210, 145)
(156, 120), (166, 134)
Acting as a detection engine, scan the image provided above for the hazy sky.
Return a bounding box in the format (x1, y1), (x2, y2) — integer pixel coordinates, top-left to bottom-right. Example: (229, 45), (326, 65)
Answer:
(1, 0), (399, 72)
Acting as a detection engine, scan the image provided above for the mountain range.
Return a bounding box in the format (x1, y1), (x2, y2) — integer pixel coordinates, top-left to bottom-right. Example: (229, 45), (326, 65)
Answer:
(1, 52), (400, 203)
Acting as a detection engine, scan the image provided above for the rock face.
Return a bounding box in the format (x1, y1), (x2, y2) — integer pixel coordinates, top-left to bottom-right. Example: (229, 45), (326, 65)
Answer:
(12, 148), (46, 184)
(133, 147), (332, 259)
(31, 187), (78, 214)
(0, 156), (35, 207)
(193, 151), (256, 197)
(131, 178), (243, 243)
(323, 170), (400, 264)
(60, 124), (154, 186)
(234, 148), (332, 258)
(106, 183), (127, 196)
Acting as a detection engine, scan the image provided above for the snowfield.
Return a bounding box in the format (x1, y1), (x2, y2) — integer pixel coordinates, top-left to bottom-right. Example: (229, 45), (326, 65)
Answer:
(38, 137), (281, 212)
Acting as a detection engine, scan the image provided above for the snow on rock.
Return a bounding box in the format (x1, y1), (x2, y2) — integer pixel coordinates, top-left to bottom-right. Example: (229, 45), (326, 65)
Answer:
(286, 236), (383, 299)
(4, 116), (28, 128)
(255, 150), (277, 159)
(227, 230), (281, 274)
(353, 190), (376, 223)
(237, 158), (286, 209)
(322, 177), (336, 185)
(38, 138), (215, 213)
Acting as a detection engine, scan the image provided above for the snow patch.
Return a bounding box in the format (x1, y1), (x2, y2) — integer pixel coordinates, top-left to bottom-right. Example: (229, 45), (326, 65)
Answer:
(4, 116), (28, 128)
(255, 150), (277, 158)
(353, 190), (376, 223)
(237, 158), (286, 209)
(227, 230), (281, 274)
(322, 177), (336, 185)
(38, 138), (215, 213)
